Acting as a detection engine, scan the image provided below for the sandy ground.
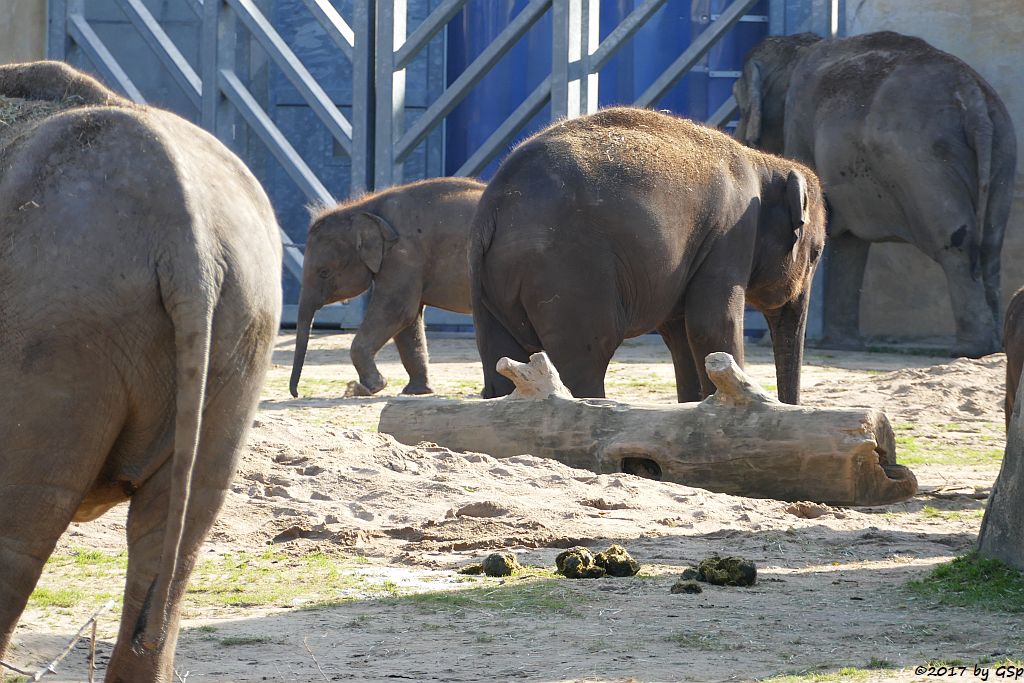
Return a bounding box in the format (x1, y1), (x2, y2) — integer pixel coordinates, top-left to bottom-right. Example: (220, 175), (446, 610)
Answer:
(6, 332), (1021, 682)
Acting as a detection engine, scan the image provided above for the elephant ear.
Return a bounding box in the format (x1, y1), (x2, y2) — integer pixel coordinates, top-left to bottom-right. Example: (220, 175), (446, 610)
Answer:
(786, 169), (810, 234)
(354, 212), (399, 274)
(735, 61), (762, 145)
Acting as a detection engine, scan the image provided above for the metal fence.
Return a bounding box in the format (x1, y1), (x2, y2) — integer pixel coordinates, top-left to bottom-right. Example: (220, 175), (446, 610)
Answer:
(47, 0), (841, 327)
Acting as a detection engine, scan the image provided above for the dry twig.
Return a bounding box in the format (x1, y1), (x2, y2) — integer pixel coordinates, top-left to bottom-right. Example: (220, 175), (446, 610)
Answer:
(303, 637), (330, 681)
(28, 599), (115, 681)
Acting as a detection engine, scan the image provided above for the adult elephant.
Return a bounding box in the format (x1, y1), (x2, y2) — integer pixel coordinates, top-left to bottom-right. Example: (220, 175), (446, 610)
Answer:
(290, 178), (483, 397)
(0, 62), (281, 682)
(733, 31), (1017, 357)
(1003, 288), (1024, 428)
(471, 107), (826, 404)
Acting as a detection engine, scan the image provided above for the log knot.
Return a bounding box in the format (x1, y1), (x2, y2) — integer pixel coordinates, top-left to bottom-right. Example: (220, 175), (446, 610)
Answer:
(496, 352), (574, 400)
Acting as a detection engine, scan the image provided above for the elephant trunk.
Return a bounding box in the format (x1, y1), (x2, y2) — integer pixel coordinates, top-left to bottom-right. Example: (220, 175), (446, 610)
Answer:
(765, 290), (810, 405)
(290, 295), (318, 398)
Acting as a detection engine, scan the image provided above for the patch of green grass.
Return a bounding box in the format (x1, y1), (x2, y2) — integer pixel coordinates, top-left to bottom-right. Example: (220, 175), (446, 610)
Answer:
(441, 379), (482, 396)
(219, 635), (274, 647)
(907, 552), (1024, 612)
(186, 551), (397, 608)
(28, 548), (126, 609)
(194, 625), (218, 633)
(27, 586), (93, 609)
(265, 376), (354, 396)
(894, 434), (1003, 466)
(401, 575), (588, 615)
(919, 505), (985, 521)
(761, 666), (883, 682)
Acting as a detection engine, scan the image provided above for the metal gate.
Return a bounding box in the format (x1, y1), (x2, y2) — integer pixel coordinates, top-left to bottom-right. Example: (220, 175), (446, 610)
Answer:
(47, 0), (840, 328)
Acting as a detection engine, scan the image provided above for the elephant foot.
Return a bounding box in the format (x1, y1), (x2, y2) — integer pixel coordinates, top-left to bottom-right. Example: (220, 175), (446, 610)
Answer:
(401, 382), (434, 396)
(951, 337), (1000, 359)
(344, 379), (385, 397)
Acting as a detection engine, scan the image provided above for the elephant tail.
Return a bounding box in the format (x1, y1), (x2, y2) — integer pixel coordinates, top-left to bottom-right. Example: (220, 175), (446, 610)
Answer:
(135, 251), (220, 653)
(959, 78), (994, 282)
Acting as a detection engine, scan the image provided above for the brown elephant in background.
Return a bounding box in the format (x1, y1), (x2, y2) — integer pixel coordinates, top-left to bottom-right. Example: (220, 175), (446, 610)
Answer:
(734, 31), (1016, 358)
(0, 62), (281, 682)
(1004, 288), (1024, 429)
(290, 177), (483, 397)
(471, 107), (826, 404)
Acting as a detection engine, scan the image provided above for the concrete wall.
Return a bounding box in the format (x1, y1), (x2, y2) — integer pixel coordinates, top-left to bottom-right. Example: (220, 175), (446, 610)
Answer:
(1, 0), (47, 64)
(845, 1), (1024, 341)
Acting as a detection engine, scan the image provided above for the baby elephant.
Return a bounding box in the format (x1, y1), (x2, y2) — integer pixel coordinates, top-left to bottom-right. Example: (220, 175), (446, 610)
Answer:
(290, 177), (484, 397)
(1004, 288), (1024, 428)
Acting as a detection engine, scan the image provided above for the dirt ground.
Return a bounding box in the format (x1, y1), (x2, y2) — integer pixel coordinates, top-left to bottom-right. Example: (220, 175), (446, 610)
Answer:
(6, 332), (1022, 682)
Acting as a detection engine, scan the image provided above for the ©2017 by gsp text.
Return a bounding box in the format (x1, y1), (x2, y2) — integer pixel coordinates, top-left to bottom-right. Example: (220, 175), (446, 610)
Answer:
(915, 664), (1024, 680)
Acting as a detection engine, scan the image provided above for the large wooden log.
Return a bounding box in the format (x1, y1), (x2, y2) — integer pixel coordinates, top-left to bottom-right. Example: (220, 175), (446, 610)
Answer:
(378, 352), (917, 506)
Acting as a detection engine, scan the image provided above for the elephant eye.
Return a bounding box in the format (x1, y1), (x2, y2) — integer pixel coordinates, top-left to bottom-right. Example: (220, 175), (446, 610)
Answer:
(318, 268), (329, 279)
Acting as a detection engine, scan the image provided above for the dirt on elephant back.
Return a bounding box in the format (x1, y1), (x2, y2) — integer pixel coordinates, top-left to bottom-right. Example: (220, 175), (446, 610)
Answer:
(10, 333), (1023, 682)
(0, 95), (85, 150)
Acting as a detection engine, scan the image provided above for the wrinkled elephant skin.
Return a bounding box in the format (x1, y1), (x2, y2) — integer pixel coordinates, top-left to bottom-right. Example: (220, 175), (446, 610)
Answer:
(290, 178), (483, 398)
(734, 31), (1017, 357)
(0, 62), (282, 682)
(471, 107), (826, 405)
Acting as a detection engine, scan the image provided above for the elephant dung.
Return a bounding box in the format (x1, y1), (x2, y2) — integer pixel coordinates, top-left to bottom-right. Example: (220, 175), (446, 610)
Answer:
(379, 352), (918, 507)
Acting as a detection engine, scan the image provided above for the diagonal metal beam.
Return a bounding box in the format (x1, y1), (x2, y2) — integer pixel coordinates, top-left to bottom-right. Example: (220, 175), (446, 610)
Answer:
(68, 13), (147, 103)
(300, 0), (354, 61)
(590, 0), (665, 73)
(185, 0), (203, 18)
(707, 94), (738, 129)
(227, 0), (353, 154)
(395, 0), (551, 163)
(219, 68), (333, 279)
(455, 77), (551, 178)
(635, 0), (760, 108)
(394, 0), (466, 70)
(115, 0), (202, 109)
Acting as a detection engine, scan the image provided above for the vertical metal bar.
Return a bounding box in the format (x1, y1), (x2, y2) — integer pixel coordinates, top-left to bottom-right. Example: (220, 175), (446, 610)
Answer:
(47, 0), (69, 60)
(201, 0), (220, 130)
(351, 0), (374, 195)
(374, 0), (403, 189)
(768, 0), (785, 35)
(551, 0), (582, 119)
(215, 0), (237, 145)
(579, 0), (599, 114)
(828, 0), (839, 37)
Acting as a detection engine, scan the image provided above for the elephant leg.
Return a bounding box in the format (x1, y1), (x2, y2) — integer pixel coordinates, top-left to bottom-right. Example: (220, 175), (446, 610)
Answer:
(0, 493), (80, 661)
(349, 289), (420, 395)
(657, 318), (702, 403)
(393, 306), (433, 395)
(935, 249), (999, 358)
(684, 280), (747, 400)
(472, 300), (531, 398)
(0, 365), (122, 663)
(106, 371), (260, 683)
(821, 230), (870, 349)
(526, 285), (623, 399)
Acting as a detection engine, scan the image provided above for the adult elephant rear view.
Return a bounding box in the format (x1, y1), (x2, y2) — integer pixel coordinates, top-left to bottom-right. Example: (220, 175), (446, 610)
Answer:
(0, 62), (281, 681)
(471, 107), (826, 404)
(734, 31), (1016, 357)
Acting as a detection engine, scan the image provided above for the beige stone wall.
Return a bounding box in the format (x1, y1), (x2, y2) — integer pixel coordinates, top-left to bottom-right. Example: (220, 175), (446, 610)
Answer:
(845, 1), (1024, 339)
(0, 0), (47, 64)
